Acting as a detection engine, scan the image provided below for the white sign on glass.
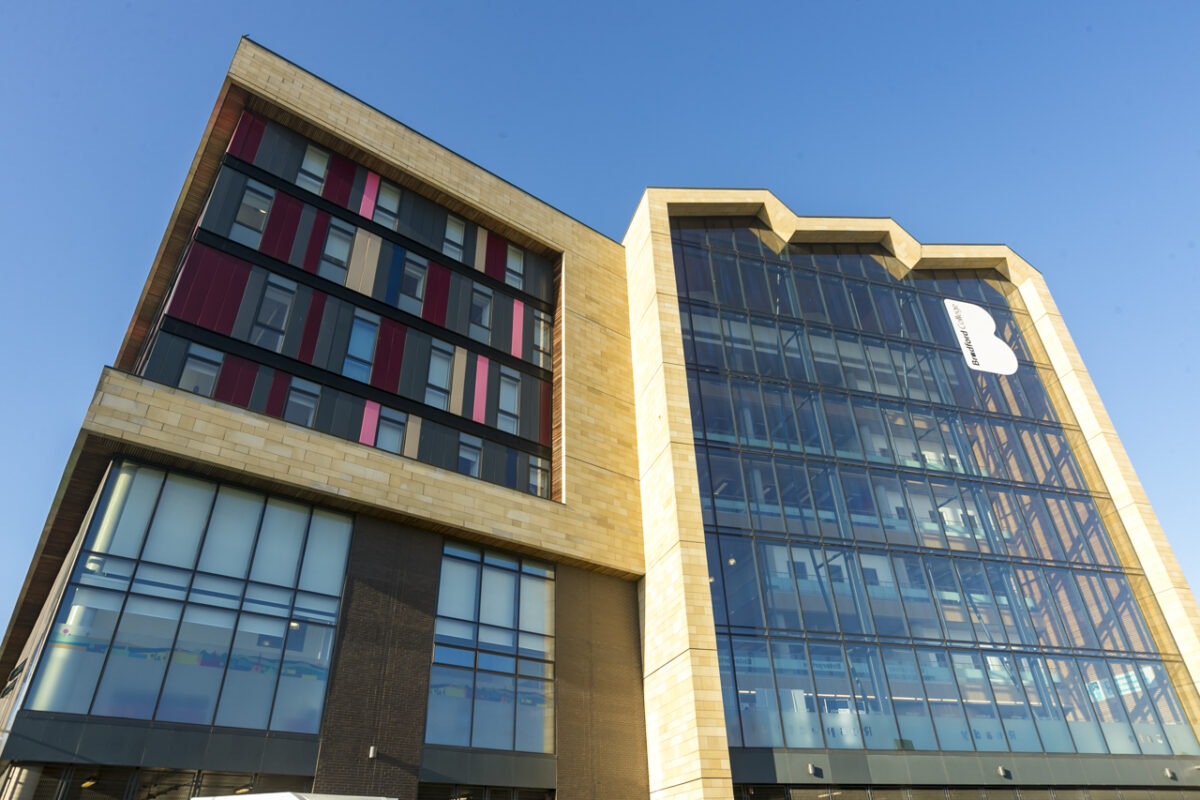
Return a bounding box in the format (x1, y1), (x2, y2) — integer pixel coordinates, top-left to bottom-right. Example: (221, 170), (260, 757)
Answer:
(943, 299), (1018, 375)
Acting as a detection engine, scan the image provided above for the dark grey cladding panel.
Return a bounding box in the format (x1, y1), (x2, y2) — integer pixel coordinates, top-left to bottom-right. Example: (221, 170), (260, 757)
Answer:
(142, 332), (189, 386)
(490, 295), (513, 353)
(398, 330), (432, 402)
(255, 123), (306, 183)
(200, 167), (247, 237)
(445, 273), (472, 337)
(2, 712), (316, 775)
(419, 746), (555, 790)
(281, 284), (313, 360)
(232, 267), (267, 342)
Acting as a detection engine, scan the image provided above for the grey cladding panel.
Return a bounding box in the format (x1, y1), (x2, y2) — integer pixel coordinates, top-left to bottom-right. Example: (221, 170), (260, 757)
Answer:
(445, 273), (471, 336)
(281, 284), (313, 360)
(200, 167), (247, 237)
(491, 295), (513, 353)
(325, 302), (356, 373)
(398, 330), (432, 402)
(248, 366), (275, 413)
(290, 205), (318, 268)
(255, 122), (306, 182)
(519, 376), (540, 441)
(232, 267), (267, 342)
(329, 392), (365, 441)
(311, 297), (344, 371)
(142, 333), (189, 386)
(525, 251), (554, 303)
(417, 421), (457, 470)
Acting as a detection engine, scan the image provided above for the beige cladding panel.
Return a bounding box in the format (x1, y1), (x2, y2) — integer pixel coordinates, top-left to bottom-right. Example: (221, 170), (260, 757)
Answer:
(84, 369), (643, 576)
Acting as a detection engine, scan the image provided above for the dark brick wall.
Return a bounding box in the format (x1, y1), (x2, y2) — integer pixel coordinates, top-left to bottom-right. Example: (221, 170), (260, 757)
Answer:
(312, 516), (441, 799)
(555, 565), (649, 800)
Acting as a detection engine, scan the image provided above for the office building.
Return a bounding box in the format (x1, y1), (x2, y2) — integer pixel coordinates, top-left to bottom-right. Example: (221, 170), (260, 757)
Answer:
(1, 38), (1199, 800)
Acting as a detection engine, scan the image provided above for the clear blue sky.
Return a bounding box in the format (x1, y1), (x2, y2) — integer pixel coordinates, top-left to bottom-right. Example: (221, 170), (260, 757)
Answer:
(2, 1), (1198, 628)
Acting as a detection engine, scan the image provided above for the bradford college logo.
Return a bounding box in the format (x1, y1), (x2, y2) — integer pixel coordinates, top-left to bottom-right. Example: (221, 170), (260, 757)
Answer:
(943, 299), (1019, 376)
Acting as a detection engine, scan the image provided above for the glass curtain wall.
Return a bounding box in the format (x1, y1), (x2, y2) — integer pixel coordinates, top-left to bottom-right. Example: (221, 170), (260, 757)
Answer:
(24, 461), (351, 734)
(672, 217), (1199, 757)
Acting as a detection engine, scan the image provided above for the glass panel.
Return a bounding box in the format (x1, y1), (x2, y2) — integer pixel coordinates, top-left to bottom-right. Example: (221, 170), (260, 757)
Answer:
(1014, 567), (1066, 647)
(270, 622), (335, 734)
(1140, 662), (1200, 755)
(910, 410), (949, 472)
(732, 637), (784, 746)
(438, 558), (479, 621)
(214, 614), (286, 729)
(810, 642), (863, 748)
(1077, 657), (1138, 754)
(296, 510), (351, 596)
(1044, 569), (1098, 649)
(91, 596), (182, 719)
(243, 583), (293, 617)
(893, 554), (942, 639)
(73, 553), (134, 592)
(771, 640), (822, 748)
(1102, 575), (1155, 652)
(189, 574), (243, 609)
(84, 464), (164, 558)
(808, 328), (844, 387)
(479, 567), (518, 629)
(881, 404), (921, 468)
(916, 648), (973, 751)
(25, 586), (122, 713)
(860, 551), (907, 637)
(1107, 660), (1170, 755)
(710, 451), (749, 528)
(131, 563), (190, 600)
(950, 650), (1007, 751)
(752, 319), (786, 378)
(691, 306), (725, 367)
(853, 398), (892, 465)
(792, 544), (836, 632)
(825, 546), (873, 635)
(758, 541), (801, 630)
(515, 678), (553, 753)
(794, 390), (831, 455)
(954, 560), (1006, 644)
(697, 374), (737, 444)
(718, 636), (743, 746)
(840, 466), (884, 543)
(881, 646), (938, 750)
(780, 323), (815, 384)
(1044, 656), (1108, 753)
(155, 605), (235, 724)
(982, 653), (1040, 752)
(140, 474), (215, 569)
(722, 536), (765, 628)
(722, 312), (756, 373)
(777, 459), (819, 537)
(925, 557), (973, 641)
(930, 479), (973, 551)
(518, 574), (553, 635)
(1072, 498), (1119, 566)
(197, 486), (264, 579)
(871, 471), (916, 546)
(732, 380), (770, 447)
(823, 394), (863, 459)
(472, 671), (515, 749)
(293, 592), (338, 625)
(846, 645), (901, 749)
(249, 499), (309, 587)
(426, 665), (474, 746)
(984, 562), (1039, 646)
(836, 333), (874, 391)
(902, 476), (946, 548)
(762, 384), (802, 452)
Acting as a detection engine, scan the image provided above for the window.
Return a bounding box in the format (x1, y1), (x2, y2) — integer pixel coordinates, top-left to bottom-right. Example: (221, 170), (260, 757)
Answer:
(426, 340), (454, 410)
(469, 286), (492, 344)
(23, 462), (351, 734)
(533, 310), (552, 369)
(398, 253), (427, 316)
(229, 180), (274, 249)
(373, 181), (401, 231)
(318, 219), (355, 284)
(342, 309), (380, 383)
(178, 343), (223, 397)
(249, 275), (297, 353)
(505, 244), (524, 290)
(295, 144), (330, 194)
(458, 434), (482, 478)
(529, 457), (549, 498)
(375, 408), (407, 454)
(427, 542), (555, 753)
(498, 368), (520, 435)
(283, 377), (321, 426)
(443, 215), (466, 261)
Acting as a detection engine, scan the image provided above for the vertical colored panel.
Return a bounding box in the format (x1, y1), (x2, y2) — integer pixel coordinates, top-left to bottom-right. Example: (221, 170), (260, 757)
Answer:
(485, 233), (507, 281)
(539, 380), (551, 446)
(473, 357), (490, 423)
(302, 211), (331, 274)
(265, 370), (291, 417)
(322, 154), (355, 207)
(359, 400), (381, 446)
(370, 319), (407, 393)
(474, 229), (488, 272)
(214, 355), (251, 405)
(227, 112), (265, 162)
(384, 246), (406, 306)
(166, 247), (202, 322)
(214, 257), (252, 337)
(259, 193), (304, 262)
(422, 263), (451, 326)
(298, 292), (328, 364)
(511, 299), (525, 358)
(359, 172), (380, 219)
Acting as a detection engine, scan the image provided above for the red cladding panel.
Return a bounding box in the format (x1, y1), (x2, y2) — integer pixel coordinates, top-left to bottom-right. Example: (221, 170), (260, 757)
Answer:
(166, 247), (203, 323)
(211, 256), (251, 336)
(370, 318), (407, 393)
(422, 263), (450, 326)
(484, 232), (507, 281)
(228, 112), (265, 162)
(260, 193), (304, 262)
(322, 154), (355, 207)
(214, 355), (253, 405)
(297, 292), (327, 364)
(265, 369), (291, 417)
(302, 212), (330, 274)
(539, 380), (551, 446)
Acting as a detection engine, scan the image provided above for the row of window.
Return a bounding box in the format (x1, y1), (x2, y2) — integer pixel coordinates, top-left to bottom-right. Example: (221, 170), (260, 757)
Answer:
(671, 219), (1013, 315)
(708, 534), (1150, 652)
(696, 445), (1117, 565)
(732, 788), (1200, 800)
(718, 636), (1198, 756)
(24, 464), (349, 733)
(147, 334), (550, 497)
(161, 244), (550, 444)
(205, 171), (553, 370)
(681, 303), (1052, 421)
(426, 543), (555, 753)
(692, 374), (1085, 493)
(673, 239), (1027, 350)
(227, 112), (554, 303)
